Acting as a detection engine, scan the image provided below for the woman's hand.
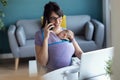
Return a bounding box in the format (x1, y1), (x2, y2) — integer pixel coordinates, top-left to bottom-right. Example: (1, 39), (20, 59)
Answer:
(72, 39), (83, 59)
(69, 31), (74, 42)
(44, 22), (54, 40)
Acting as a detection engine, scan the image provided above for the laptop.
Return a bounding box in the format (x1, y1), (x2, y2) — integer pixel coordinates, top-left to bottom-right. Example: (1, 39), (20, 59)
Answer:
(79, 47), (113, 80)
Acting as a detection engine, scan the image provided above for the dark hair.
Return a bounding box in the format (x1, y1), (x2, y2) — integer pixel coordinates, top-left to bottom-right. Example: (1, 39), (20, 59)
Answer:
(42, 1), (63, 28)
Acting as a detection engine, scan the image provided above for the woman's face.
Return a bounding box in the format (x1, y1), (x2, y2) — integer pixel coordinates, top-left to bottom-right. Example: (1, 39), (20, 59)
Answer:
(49, 11), (62, 28)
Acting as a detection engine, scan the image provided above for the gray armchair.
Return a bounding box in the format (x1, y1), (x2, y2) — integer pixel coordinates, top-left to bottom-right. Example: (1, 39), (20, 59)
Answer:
(8, 19), (40, 70)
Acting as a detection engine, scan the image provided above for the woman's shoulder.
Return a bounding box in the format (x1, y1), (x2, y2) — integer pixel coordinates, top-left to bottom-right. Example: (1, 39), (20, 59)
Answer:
(35, 29), (43, 38)
(35, 29), (43, 35)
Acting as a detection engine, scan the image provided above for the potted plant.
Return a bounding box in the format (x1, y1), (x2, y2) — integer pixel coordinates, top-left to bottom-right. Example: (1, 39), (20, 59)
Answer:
(105, 57), (113, 80)
(0, 0), (7, 53)
(0, 10), (5, 30)
(0, 0), (7, 30)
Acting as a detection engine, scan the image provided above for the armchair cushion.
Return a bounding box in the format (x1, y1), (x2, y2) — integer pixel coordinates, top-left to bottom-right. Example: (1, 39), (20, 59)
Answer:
(16, 26), (26, 46)
(85, 22), (94, 40)
(16, 20), (40, 39)
(61, 15), (67, 28)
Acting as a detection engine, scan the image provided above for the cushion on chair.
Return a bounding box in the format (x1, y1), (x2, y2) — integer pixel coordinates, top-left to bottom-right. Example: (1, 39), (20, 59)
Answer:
(67, 15), (91, 35)
(61, 15), (67, 28)
(16, 26), (26, 46)
(16, 19), (40, 39)
(85, 22), (94, 40)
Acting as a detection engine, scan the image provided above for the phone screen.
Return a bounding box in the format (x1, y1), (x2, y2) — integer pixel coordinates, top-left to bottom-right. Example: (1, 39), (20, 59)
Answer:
(47, 20), (54, 30)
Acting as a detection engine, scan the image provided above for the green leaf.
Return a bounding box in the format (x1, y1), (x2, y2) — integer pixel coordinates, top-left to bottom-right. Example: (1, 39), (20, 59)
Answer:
(105, 58), (112, 76)
(0, 10), (5, 17)
(0, 0), (8, 6)
(0, 18), (4, 30)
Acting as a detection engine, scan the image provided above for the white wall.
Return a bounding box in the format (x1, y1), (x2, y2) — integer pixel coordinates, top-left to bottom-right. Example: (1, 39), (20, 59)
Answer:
(111, 0), (120, 80)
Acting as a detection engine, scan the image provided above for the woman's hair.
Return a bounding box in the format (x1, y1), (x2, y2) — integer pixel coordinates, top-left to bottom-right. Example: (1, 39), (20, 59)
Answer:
(42, 1), (63, 28)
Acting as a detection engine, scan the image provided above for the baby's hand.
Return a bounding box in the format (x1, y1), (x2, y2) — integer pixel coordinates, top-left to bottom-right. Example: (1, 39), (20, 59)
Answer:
(69, 34), (74, 42)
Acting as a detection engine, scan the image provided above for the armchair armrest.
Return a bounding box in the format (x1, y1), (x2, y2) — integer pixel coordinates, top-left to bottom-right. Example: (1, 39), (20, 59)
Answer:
(91, 19), (104, 48)
(8, 25), (20, 57)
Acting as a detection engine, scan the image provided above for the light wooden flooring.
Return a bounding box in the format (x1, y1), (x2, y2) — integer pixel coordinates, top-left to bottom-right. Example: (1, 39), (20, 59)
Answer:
(0, 58), (110, 80)
(0, 57), (43, 80)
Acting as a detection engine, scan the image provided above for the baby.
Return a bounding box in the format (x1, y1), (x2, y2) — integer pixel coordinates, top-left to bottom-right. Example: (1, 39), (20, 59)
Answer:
(57, 30), (74, 42)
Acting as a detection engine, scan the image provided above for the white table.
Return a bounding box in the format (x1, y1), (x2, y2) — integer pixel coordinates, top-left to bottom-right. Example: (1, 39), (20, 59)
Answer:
(29, 47), (113, 80)
(29, 59), (80, 80)
(43, 65), (79, 80)
(43, 66), (111, 80)
(86, 75), (110, 80)
(28, 61), (110, 80)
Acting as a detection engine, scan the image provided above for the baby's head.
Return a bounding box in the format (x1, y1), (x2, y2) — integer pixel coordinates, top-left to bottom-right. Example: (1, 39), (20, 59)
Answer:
(58, 30), (74, 41)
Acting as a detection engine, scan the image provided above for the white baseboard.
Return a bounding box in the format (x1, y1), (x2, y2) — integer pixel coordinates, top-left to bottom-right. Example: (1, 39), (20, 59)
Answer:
(0, 53), (13, 59)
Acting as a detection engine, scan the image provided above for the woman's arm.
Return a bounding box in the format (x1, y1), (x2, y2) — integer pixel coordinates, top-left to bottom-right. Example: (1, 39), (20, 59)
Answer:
(35, 23), (54, 66)
(35, 38), (48, 66)
(72, 39), (83, 59)
(69, 31), (83, 59)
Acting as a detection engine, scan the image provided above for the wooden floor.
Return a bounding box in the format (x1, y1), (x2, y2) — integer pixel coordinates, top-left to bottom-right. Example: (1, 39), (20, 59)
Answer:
(0, 57), (43, 80)
(0, 57), (110, 80)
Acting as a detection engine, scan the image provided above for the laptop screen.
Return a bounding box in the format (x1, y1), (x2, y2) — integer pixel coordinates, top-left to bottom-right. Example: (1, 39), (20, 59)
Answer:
(79, 47), (113, 80)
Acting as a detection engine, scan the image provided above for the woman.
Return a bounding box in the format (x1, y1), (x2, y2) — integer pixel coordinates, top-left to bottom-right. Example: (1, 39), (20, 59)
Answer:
(35, 1), (83, 72)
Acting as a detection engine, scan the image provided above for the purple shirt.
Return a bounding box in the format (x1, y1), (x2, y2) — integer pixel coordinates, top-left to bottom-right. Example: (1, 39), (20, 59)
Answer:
(35, 29), (75, 72)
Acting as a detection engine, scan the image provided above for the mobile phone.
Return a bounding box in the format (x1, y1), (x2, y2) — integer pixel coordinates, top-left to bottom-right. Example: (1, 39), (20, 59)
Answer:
(47, 20), (54, 30)
(49, 26), (54, 30)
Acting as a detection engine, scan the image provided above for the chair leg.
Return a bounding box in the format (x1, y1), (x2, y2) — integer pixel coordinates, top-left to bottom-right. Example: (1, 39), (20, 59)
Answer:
(15, 58), (19, 71)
